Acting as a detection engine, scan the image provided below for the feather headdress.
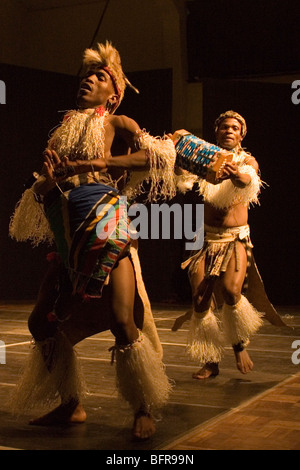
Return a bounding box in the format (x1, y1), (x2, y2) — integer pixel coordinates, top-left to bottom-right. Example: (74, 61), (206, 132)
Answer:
(82, 41), (139, 111)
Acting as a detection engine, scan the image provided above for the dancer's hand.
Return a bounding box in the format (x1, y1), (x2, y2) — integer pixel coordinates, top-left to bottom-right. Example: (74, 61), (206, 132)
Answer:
(43, 150), (79, 180)
(219, 161), (251, 187)
(31, 149), (62, 195)
(43, 149), (66, 180)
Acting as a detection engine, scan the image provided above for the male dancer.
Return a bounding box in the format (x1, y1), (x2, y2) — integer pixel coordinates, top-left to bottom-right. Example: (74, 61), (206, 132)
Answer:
(176, 110), (285, 379)
(9, 41), (176, 439)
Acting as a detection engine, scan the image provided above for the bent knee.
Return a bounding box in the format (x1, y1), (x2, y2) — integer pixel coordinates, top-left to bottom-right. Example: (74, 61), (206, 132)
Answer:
(110, 311), (138, 345)
(28, 309), (57, 341)
(192, 293), (211, 313)
(222, 283), (242, 306)
(110, 316), (131, 336)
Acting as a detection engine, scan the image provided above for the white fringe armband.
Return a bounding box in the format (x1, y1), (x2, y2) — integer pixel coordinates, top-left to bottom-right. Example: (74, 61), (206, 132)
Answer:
(237, 163), (263, 207)
(124, 131), (177, 202)
(197, 164), (262, 209)
(175, 171), (198, 194)
(9, 188), (54, 246)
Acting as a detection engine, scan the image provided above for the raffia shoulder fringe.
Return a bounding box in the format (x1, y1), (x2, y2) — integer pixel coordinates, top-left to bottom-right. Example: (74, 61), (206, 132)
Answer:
(123, 131), (177, 202)
(47, 108), (106, 161)
(9, 188), (54, 246)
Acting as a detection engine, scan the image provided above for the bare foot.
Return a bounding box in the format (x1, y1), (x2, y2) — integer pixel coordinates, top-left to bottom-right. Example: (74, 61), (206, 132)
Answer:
(132, 411), (156, 440)
(234, 349), (254, 374)
(29, 402), (87, 426)
(192, 362), (219, 380)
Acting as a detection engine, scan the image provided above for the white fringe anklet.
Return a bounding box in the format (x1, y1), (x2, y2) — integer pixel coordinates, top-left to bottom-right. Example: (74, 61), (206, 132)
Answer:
(114, 331), (171, 413)
(222, 295), (264, 345)
(186, 309), (224, 363)
(9, 331), (85, 415)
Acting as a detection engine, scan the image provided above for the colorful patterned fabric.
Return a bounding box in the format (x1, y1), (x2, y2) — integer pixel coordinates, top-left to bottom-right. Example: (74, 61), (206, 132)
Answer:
(175, 134), (220, 177)
(45, 183), (130, 298)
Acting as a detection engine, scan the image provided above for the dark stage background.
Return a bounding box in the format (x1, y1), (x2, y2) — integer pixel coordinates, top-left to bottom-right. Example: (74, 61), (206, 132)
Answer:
(0, 65), (299, 306)
(186, 0), (300, 80)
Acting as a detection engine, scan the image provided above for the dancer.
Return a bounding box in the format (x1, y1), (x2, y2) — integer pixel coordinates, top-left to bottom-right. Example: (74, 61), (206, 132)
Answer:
(174, 110), (286, 379)
(9, 41), (176, 439)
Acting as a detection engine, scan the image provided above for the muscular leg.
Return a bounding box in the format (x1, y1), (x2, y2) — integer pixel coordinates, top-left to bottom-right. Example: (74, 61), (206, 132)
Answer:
(27, 251), (123, 426)
(27, 262), (87, 426)
(28, 291), (115, 426)
(28, 259), (60, 341)
(171, 258), (212, 337)
(189, 257), (215, 314)
(109, 256), (156, 439)
(220, 242), (254, 374)
(26, 257), (160, 437)
(188, 258), (220, 379)
(28, 258), (137, 427)
(109, 256), (139, 345)
(220, 242), (247, 306)
(171, 308), (193, 332)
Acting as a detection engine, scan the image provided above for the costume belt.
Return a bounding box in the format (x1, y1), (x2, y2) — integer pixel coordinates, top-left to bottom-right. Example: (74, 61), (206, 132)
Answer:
(181, 224), (252, 272)
(204, 224), (250, 243)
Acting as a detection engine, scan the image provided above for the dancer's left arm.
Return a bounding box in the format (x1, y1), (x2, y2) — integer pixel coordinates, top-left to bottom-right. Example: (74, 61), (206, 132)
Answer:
(221, 157), (259, 188)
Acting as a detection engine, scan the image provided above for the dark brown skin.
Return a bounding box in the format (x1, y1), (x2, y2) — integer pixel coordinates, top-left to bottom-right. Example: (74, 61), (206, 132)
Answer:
(191, 118), (259, 378)
(29, 67), (156, 439)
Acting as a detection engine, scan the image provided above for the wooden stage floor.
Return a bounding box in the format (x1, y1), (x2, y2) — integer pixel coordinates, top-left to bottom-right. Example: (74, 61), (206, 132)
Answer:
(0, 302), (300, 451)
